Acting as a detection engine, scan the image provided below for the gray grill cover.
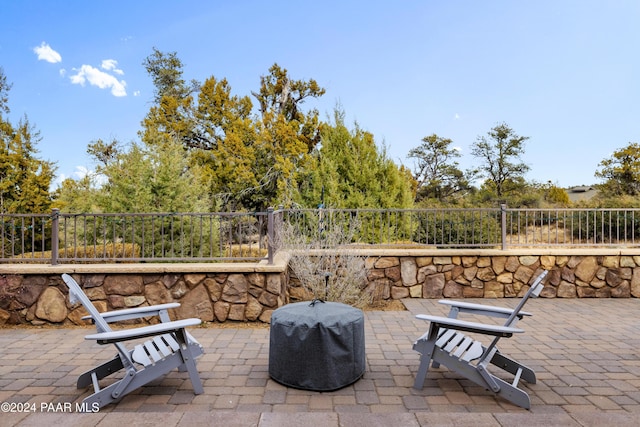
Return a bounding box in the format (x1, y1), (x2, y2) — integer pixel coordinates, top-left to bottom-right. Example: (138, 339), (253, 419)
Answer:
(268, 301), (365, 391)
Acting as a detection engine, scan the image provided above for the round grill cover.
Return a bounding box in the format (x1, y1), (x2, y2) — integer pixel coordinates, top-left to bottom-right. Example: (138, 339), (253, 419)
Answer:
(268, 301), (366, 391)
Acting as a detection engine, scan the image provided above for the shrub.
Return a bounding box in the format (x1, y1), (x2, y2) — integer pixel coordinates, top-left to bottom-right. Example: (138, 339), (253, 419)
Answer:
(277, 216), (372, 308)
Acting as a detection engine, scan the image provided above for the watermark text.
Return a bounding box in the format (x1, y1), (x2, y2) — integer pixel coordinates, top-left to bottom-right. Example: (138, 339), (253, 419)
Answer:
(1, 401), (100, 413)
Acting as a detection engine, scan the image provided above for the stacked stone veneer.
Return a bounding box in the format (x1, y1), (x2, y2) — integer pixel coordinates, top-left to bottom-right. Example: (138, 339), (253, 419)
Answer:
(0, 272), (286, 326)
(363, 254), (640, 300)
(1, 252), (640, 326)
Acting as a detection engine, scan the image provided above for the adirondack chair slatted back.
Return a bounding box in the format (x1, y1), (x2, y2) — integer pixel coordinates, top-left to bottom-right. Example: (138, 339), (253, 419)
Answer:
(62, 274), (113, 334)
(477, 270), (548, 365)
(62, 273), (141, 372)
(503, 270), (548, 327)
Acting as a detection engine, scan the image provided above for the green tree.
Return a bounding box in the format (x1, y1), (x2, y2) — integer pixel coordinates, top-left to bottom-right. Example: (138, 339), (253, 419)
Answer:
(252, 63), (325, 152)
(190, 76), (258, 210)
(408, 133), (469, 202)
(142, 47), (198, 103)
(470, 123), (530, 199)
(140, 49), (202, 151)
(544, 182), (570, 206)
(249, 64), (326, 209)
(55, 135), (217, 259)
(0, 69), (55, 214)
(0, 66), (10, 115)
(89, 136), (210, 213)
(140, 53), (326, 211)
(594, 142), (640, 196)
(194, 76), (254, 151)
(53, 174), (100, 213)
(300, 108), (414, 209)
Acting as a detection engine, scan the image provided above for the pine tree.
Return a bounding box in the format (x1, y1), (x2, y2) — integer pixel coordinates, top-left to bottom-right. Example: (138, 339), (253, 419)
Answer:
(300, 108), (414, 209)
(0, 68), (55, 214)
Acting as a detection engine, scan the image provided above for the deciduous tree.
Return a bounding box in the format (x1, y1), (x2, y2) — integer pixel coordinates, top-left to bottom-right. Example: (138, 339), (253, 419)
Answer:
(408, 134), (469, 202)
(595, 142), (640, 196)
(470, 123), (529, 198)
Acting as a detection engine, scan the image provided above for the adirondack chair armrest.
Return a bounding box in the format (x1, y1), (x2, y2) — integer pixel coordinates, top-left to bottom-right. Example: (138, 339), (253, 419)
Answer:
(438, 300), (532, 319)
(84, 318), (201, 344)
(415, 314), (524, 337)
(81, 303), (181, 323)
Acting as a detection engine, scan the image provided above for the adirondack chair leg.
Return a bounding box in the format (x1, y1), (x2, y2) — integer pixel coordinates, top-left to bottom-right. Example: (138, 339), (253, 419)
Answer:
(77, 355), (124, 389)
(490, 351), (536, 384)
(81, 352), (196, 409)
(81, 387), (116, 409)
(111, 368), (138, 400)
(491, 375), (532, 409)
(412, 325), (439, 389)
(176, 329), (204, 394)
(78, 367), (138, 409)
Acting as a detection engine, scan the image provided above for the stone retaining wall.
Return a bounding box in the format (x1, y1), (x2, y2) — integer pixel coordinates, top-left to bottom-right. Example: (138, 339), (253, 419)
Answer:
(0, 270), (287, 326)
(1, 249), (639, 326)
(360, 253), (640, 300)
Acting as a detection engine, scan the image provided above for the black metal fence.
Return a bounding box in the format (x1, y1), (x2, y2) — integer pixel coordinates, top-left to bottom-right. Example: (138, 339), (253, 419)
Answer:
(2, 206), (639, 265)
(2, 209), (276, 265)
(280, 206), (640, 249)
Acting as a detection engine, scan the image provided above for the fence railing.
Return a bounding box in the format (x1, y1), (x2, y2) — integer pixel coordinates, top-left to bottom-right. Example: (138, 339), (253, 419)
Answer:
(280, 206), (640, 249)
(2, 206), (640, 265)
(2, 209), (276, 265)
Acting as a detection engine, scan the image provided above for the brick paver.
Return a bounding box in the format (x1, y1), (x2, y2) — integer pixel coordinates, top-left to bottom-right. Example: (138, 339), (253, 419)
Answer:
(2, 298), (640, 425)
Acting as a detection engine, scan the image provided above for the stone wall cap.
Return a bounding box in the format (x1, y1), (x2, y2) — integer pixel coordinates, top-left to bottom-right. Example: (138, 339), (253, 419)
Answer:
(0, 251), (290, 275)
(1, 248), (639, 275)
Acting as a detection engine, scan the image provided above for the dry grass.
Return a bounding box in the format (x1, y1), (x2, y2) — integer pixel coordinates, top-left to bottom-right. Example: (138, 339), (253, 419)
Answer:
(365, 299), (406, 311)
(506, 225), (573, 245)
(12, 243), (141, 262)
(224, 244), (268, 259)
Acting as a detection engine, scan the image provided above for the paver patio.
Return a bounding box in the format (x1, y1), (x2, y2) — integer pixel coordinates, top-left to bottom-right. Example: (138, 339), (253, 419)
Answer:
(2, 298), (640, 426)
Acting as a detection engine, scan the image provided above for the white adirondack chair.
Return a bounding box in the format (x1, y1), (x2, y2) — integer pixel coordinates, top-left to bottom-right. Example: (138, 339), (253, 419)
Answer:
(412, 270), (548, 409)
(61, 274), (204, 409)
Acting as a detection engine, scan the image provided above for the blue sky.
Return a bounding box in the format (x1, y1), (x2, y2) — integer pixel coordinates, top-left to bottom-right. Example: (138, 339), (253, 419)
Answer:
(1, 0), (639, 189)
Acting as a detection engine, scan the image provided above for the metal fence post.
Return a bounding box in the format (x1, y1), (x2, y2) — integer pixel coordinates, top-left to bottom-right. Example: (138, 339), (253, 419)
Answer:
(51, 208), (59, 265)
(267, 207), (274, 265)
(500, 204), (507, 250)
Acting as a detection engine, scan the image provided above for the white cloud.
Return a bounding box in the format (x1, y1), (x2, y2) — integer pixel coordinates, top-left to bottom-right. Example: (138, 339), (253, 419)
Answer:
(74, 166), (109, 186)
(53, 166), (107, 190)
(454, 113), (460, 120)
(59, 69), (66, 77)
(101, 59), (124, 75)
(69, 64), (127, 97)
(73, 166), (91, 179)
(33, 42), (62, 63)
(133, 90), (141, 97)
